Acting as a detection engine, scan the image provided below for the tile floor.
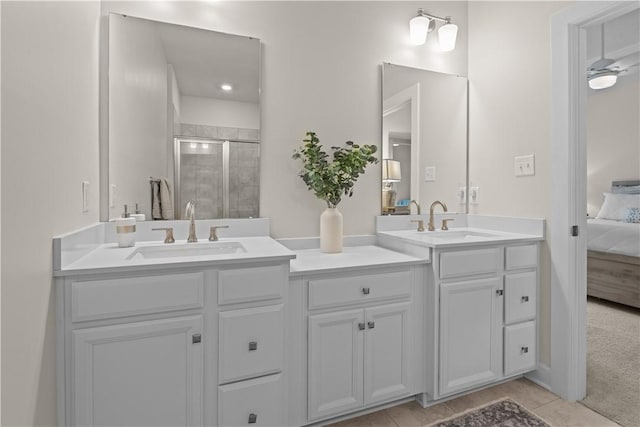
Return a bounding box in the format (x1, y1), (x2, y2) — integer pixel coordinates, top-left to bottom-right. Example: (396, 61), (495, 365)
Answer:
(327, 378), (620, 427)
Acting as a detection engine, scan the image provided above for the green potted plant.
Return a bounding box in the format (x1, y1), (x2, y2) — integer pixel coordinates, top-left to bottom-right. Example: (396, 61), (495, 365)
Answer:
(292, 131), (378, 253)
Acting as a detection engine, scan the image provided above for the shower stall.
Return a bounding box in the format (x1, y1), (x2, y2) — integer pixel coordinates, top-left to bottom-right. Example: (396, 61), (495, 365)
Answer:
(174, 138), (260, 219)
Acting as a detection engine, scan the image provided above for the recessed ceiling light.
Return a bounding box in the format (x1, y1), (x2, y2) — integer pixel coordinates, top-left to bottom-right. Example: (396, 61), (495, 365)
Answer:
(221, 84), (233, 91)
(393, 143), (400, 147)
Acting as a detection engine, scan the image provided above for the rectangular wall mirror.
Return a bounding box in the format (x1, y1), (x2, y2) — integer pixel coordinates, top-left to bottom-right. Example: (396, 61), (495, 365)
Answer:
(105, 13), (261, 221)
(381, 63), (468, 215)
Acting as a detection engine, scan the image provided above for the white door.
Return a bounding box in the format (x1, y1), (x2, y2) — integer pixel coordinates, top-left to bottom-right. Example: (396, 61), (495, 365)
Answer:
(308, 309), (364, 421)
(73, 316), (203, 427)
(439, 277), (503, 396)
(364, 302), (412, 405)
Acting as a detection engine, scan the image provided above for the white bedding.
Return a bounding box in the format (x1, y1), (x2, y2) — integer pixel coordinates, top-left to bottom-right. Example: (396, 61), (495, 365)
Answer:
(587, 218), (640, 257)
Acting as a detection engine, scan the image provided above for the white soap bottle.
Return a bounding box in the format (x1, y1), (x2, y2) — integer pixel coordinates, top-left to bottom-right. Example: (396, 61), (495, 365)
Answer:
(115, 205), (136, 247)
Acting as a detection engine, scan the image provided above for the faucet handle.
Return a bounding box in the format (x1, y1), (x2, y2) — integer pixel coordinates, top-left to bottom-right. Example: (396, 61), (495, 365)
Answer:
(410, 220), (425, 232)
(209, 225), (229, 241)
(152, 227), (175, 244)
(441, 218), (455, 231)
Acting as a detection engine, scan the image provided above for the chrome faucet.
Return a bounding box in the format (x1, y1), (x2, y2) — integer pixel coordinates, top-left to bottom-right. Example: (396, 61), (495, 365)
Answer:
(428, 200), (448, 231)
(409, 200), (421, 215)
(185, 200), (197, 242)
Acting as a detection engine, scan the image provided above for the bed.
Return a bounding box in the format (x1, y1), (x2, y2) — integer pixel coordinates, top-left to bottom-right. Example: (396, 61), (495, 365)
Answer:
(587, 180), (640, 308)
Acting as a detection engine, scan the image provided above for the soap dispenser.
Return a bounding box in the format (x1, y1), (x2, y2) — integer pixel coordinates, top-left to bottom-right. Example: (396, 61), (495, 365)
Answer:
(115, 204), (136, 248)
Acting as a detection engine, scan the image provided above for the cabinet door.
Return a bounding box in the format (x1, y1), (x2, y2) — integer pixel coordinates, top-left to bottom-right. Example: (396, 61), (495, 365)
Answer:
(308, 309), (364, 421)
(439, 277), (503, 396)
(73, 316), (203, 427)
(364, 302), (412, 405)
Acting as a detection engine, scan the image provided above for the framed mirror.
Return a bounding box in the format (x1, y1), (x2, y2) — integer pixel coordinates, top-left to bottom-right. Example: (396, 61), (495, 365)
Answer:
(106, 13), (260, 221)
(381, 63), (468, 215)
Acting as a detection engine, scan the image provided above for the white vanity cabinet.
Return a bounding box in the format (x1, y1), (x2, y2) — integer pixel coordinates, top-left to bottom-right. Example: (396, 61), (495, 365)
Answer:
(56, 261), (290, 427)
(287, 260), (426, 426)
(430, 243), (539, 399)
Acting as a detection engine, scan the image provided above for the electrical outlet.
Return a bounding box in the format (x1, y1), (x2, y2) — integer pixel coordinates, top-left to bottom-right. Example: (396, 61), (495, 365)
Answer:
(424, 166), (436, 182)
(457, 186), (467, 204)
(81, 181), (90, 213)
(110, 184), (117, 208)
(470, 186), (479, 205)
(515, 155), (535, 177)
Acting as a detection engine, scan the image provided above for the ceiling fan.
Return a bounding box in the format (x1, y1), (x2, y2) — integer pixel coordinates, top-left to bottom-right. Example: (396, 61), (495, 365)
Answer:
(587, 23), (640, 90)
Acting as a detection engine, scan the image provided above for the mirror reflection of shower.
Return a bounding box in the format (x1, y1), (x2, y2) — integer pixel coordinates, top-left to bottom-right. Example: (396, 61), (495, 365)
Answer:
(175, 138), (260, 219)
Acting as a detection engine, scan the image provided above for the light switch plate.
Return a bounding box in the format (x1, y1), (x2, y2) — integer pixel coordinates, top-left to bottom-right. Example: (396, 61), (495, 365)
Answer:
(515, 155), (535, 177)
(81, 181), (90, 213)
(470, 186), (480, 205)
(457, 186), (467, 204)
(110, 184), (117, 208)
(424, 166), (436, 182)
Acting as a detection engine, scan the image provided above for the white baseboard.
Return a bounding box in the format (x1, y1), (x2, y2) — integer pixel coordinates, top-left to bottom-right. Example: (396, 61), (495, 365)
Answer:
(525, 363), (552, 391)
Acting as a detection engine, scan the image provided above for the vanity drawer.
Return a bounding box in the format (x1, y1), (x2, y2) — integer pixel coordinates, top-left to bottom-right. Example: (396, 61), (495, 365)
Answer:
(439, 247), (501, 280)
(219, 304), (284, 384)
(70, 273), (204, 322)
(504, 321), (536, 375)
(505, 271), (537, 324)
(218, 373), (284, 427)
(505, 244), (538, 270)
(308, 269), (412, 310)
(218, 265), (285, 305)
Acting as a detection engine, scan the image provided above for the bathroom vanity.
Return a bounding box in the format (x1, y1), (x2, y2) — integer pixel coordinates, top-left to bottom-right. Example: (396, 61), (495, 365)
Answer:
(377, 214), (544, 405)
(54, 215), (543, 427)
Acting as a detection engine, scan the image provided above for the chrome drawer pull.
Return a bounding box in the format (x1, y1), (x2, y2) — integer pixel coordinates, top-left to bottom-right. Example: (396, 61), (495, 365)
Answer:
(521, 346), (529, 354)
(521, 295), (530, 302)
(362, 287), (370, 295)
(496, 289), (504, 296)
(248, 341), (258, 351)
(358, 323), (365, 331)
(248, 413), (257, 424)
(368, 321), (375, 329)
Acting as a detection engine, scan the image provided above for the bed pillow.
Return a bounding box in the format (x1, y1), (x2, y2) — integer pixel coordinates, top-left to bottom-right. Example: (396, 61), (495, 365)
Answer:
(625, 208), (640, 223)
(595, 193), (640, 221)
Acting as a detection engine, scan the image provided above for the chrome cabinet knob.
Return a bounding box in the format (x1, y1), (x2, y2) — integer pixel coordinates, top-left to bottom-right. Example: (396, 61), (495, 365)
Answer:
(358, 323), (365, 331)
(496, 289), (504, 296)
(248, 341), (258, 351)
(521, 346), (529, 354)
(368, 321), (375, 329)
(362, 287), (370, 295)
(248, 413), (257, 424)
(521, 295), (530, 302)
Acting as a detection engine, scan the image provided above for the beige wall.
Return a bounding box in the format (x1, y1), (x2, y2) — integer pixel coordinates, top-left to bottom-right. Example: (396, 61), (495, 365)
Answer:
(1, 1), (100, 425)
(587, 74), (640, 216)
(467, 1), (570, 366)
(2, 1), (467, 424)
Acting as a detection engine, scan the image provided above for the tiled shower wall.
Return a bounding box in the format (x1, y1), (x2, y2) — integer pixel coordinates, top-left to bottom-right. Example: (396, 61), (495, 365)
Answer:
(179, 123), (260, 142)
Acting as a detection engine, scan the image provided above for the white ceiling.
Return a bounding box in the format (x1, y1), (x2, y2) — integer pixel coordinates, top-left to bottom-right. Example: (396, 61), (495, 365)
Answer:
(154, 19), (260, 104)
(586, 8), (639, 70)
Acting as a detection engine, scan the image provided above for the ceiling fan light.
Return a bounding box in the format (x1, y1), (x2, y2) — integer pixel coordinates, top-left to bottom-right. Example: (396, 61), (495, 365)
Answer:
(438, 21), (458, 52)
(410, 15), (430, 45)
(588, 71), (618, 90)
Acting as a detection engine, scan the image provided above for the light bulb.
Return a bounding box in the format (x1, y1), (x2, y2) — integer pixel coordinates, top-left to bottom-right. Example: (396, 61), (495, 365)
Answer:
(438, 22), (458, 52)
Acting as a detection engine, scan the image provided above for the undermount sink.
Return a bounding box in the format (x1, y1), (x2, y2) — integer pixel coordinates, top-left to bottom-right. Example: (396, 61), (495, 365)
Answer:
(127, 241), (246, 260)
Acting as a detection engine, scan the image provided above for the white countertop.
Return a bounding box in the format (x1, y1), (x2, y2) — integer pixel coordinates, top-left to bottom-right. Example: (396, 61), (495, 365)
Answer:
(377, 227), (543, 249)
(54, 237), (295, 277)
(289, 245), (429, 276)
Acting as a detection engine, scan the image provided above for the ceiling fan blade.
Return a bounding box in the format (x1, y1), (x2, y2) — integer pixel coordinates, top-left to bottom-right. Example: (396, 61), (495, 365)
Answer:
(610, 52), (640, 71)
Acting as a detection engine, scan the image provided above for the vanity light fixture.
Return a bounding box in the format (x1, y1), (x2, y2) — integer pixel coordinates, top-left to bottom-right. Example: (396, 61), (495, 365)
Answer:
(409, 8), (458, 52)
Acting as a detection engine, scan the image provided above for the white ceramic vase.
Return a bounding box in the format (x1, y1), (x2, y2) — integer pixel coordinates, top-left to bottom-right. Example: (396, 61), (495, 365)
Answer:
(320, 207), (343, 253)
